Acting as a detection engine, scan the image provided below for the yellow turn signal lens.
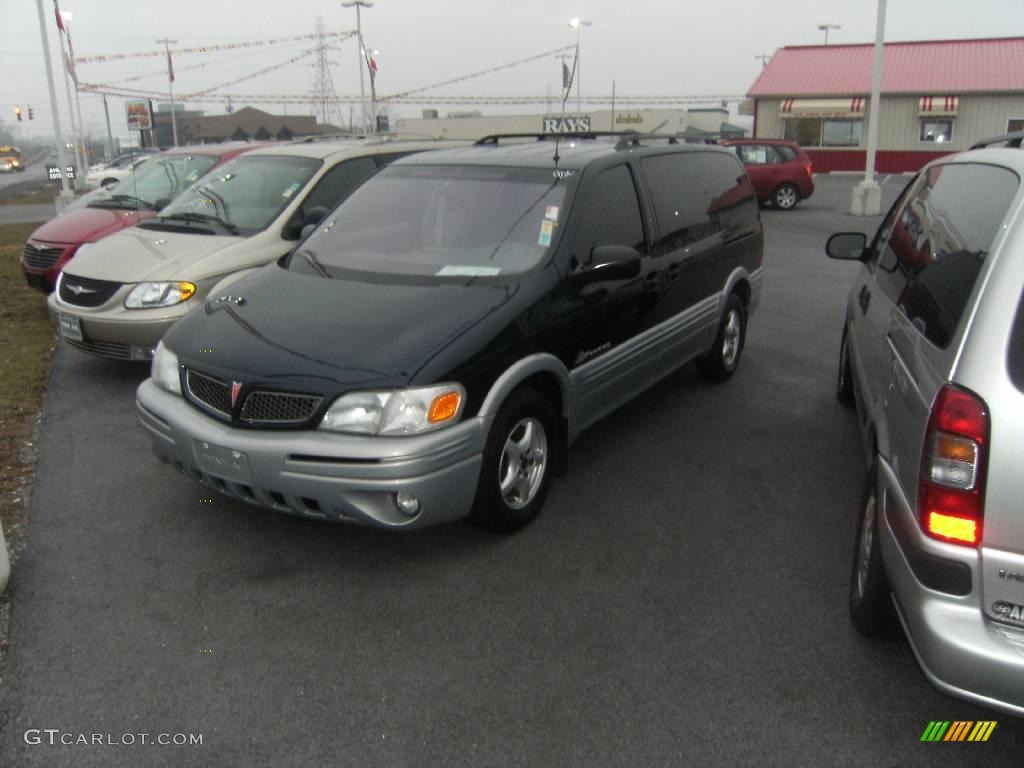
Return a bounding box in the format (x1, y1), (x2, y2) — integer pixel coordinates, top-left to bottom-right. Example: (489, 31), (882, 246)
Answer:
(428, 391), (461, 424)
(177, 282), (197, 302)
(933, 433), (977, 463)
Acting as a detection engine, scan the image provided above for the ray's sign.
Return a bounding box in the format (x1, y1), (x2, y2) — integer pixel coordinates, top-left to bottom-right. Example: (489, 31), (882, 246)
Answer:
(542, 116), (592, 134)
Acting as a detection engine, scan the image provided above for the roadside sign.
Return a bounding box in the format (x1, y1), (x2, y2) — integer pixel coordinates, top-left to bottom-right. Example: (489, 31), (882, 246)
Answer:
(125, 100), (153, 131)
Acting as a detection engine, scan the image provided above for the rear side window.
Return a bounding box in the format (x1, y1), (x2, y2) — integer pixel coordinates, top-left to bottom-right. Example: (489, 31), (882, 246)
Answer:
(878, 163), (1019, 347)
(300, 156), (379, 213)
(641, 152), (756, 253)
(775, 145), (798, 162)
(1010, 296), (1024, 393)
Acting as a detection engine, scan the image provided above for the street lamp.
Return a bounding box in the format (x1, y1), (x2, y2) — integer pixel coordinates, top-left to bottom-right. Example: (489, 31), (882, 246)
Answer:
(568, 16), (592, 116)
(817, 23), (841, 45)
(57, 12), (86, 179)
(343, 0), (374, 134)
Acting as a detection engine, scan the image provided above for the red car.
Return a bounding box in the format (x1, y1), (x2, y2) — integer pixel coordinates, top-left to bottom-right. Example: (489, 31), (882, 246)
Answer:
(720, 139), (814, 210)
(21, 143), (261, 292)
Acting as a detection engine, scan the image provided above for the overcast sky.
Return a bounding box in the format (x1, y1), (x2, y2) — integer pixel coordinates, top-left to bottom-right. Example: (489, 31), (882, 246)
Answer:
(2, 0), (1022, 146)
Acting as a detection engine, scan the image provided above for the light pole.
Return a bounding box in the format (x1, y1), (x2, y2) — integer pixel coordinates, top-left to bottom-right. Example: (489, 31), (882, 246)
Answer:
(62, 13), (90, 167)
(817, 23), (841, 45)
(156, 38), (179, 146)
(569, 17), (592, 116)
(851, 0), (886, 216)
(343, 0), (374, 134)
(34, 0), (71, 198)
(57, 12), (84, 184)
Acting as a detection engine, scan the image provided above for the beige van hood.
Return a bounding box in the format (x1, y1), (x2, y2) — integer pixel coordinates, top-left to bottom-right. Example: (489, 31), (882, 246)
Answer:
(62, 227), (245, 283)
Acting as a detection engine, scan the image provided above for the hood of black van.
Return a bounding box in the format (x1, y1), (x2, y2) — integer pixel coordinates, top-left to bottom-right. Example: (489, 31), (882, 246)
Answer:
(165, 264), (525, 393)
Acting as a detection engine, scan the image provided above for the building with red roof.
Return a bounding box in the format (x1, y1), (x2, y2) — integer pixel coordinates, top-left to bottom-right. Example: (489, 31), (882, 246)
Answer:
(747, 37), (1024, 172)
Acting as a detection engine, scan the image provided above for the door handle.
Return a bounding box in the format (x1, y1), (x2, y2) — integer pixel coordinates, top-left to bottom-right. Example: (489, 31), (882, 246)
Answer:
(858, 285), (871, 314)
(666, 262), (680, 283)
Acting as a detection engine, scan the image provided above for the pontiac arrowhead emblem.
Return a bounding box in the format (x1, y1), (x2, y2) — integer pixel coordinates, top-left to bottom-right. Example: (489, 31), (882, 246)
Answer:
(231, 381), (242, 407)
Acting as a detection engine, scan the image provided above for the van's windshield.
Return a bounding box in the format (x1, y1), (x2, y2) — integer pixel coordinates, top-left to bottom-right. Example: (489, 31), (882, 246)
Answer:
(141, 154), (321, 236)
(88, 154), (218, 211)
(295, 164), (569, 278)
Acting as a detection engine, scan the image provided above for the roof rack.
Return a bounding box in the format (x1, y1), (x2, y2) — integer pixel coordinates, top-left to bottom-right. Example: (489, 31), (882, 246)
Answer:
(473, 131), (685, 149)
(291, 132), (463, 145)
(970, 130), (1024, 150)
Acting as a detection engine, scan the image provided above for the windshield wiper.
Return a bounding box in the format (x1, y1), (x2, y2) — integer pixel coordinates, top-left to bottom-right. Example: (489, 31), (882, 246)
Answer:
(156, 212), (239, 235)
(88, 194), (155, 211)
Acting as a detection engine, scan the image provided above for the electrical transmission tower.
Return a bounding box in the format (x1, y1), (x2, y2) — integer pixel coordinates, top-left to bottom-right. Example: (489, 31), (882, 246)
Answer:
(310, 17), (341, 126)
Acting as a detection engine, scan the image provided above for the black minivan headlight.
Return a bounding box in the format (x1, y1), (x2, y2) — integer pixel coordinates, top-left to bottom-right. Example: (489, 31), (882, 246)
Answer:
(319, 384), (465, 436)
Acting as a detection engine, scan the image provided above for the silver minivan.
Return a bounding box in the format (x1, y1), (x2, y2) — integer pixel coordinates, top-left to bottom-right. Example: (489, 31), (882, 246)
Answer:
(827, 135), (1024, 717)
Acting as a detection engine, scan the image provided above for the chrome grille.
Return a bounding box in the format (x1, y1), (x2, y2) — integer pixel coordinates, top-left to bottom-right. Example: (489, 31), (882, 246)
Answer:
(23, 243), (65, 270)
(185, 369), (231, 419)
(241, 391), (323, 425)
(59, 274), (121, 307)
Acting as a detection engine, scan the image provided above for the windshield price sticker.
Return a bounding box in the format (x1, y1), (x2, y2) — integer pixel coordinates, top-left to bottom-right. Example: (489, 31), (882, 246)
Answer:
(282, 182), (301, 199)
(544, 205), (559, 221)
(538, 219), (555, 247)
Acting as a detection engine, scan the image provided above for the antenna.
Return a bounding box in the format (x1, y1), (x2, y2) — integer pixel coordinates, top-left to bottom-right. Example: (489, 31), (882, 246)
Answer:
(310, 17), (342, 126)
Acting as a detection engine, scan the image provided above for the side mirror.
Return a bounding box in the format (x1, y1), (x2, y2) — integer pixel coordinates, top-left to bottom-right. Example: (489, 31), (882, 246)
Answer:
(826, 232), (868, 261)
(299, 222), (318, 240)
(575, 245), (642, 283)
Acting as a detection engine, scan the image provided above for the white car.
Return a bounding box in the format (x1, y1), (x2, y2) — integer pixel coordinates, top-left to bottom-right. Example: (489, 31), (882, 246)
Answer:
(83, 154), (154, 190)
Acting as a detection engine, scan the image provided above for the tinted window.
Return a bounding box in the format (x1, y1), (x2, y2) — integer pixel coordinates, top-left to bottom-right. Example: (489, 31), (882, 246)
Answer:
(299, 156), (378, 214)
(296, 164), (568, 278)
(775, 145), (798, 162)
(1010, 294), (1024, 393)
(574, 164), (644, 265)
(885, 163), (1019, 347)
(641, 152), (755, 253)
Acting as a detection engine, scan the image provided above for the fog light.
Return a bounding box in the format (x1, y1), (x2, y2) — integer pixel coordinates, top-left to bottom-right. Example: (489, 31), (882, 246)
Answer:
(129, 345), (154, 361)
(395, 492), (420, 517)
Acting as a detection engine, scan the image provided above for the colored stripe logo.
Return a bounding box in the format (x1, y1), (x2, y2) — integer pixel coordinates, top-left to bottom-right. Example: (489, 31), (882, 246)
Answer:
(921, 721), (997, 742)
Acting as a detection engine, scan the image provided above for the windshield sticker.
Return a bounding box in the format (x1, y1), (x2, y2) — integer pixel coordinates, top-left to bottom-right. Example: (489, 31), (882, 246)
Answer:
(282, 182), (301, 199)
(436, 265), (502, 277)
(184, 170), (200, 182)
(544, 205), (559, 221)
(538, 219), (555, 247)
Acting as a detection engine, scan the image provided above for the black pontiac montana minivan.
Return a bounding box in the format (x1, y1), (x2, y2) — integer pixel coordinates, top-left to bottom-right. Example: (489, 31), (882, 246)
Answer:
(137, 133), (764, 532)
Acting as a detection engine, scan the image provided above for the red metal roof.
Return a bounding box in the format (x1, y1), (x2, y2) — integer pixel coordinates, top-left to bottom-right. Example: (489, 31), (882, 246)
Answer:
(748, 38), (1024, 97)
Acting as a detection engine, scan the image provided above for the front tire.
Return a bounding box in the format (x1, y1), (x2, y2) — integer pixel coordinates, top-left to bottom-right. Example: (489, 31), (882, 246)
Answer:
(697, 294), (746, 382)
(773, 183), (800, 210)
(849, 462), (897, 637)
(468, 387), (557, 534)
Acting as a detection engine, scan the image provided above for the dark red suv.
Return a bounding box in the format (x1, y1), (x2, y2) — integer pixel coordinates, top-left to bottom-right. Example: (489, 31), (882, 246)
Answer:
(720, 139), (814, 210)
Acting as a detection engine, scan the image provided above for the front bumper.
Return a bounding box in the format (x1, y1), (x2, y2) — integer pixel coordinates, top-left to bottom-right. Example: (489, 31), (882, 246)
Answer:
(879, 458), (1024, 717)
(136, 380), (485, 530)
(47, 290), (193, 361)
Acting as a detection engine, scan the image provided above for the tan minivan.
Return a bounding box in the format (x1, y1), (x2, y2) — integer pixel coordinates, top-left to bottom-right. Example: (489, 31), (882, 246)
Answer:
(48, 139), (452, 360)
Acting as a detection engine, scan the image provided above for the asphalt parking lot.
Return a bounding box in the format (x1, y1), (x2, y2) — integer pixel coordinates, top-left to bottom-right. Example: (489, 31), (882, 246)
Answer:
(2, 174), (1022, 766)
